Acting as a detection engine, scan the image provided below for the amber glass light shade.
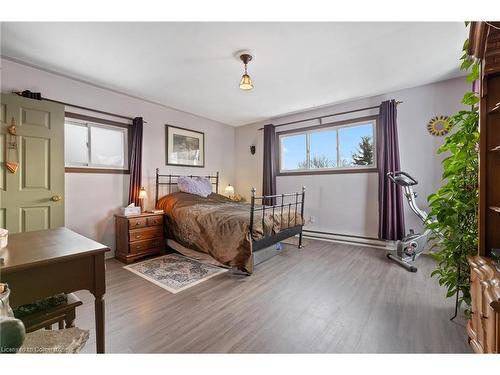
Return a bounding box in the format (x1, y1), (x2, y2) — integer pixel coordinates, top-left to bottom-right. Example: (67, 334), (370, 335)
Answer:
(239, 74), (253, 90)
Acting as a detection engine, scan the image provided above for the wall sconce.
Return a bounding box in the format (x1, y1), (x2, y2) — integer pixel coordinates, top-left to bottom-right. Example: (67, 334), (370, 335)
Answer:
(250, 145), (256, 155)
(139, 187), (147, 212)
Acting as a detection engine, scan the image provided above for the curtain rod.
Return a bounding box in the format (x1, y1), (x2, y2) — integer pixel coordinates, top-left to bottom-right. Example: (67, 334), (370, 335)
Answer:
(12, 91), (147, 124)
(258, 101), (403, 130)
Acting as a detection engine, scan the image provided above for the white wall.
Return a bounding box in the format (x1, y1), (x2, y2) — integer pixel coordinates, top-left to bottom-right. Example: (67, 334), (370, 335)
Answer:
(234, 77), (469, 238)
(1, 58), (235, 256)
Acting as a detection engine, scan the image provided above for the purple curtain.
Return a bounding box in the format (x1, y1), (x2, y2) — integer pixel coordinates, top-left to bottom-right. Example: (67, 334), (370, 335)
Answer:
(128, 117), (143, 206)
(378, 100), (405, 240)
(262, 124), (277, 205)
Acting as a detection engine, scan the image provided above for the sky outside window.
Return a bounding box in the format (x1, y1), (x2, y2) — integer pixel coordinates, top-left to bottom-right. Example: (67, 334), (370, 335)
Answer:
(338, 123), (373, 167)
(309, 130), (337, 168)
(279, 120), (375, 172)
(281, 134), (306, 170)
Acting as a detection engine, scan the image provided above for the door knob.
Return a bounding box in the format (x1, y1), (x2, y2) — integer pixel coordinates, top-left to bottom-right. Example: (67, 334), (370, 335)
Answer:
(51, 195), (63, 202)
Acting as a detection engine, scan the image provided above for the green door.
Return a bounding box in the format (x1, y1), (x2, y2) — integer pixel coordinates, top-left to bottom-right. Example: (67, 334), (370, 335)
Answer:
(0, 94), (65, 233)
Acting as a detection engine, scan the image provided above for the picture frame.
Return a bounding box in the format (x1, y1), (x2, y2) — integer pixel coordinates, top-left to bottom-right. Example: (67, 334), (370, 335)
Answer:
(165, 125), (205, 167)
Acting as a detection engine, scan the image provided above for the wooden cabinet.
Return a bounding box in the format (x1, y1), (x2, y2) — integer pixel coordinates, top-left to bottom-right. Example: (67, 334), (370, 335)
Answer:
(115, 213), (165, 264)
(470, 22), (500, 259)
(467, 22), (500, 354)
(467, 256), (500, 353)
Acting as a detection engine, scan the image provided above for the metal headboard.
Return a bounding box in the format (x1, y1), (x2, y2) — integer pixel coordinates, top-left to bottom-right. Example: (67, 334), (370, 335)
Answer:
(155, 168), (219, 206)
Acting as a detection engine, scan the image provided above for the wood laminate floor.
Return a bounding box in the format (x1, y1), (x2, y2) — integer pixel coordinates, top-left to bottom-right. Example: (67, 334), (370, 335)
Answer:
(76, 239), (471, 353)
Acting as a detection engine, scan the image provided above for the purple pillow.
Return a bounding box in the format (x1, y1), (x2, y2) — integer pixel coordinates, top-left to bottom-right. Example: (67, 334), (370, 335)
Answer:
(177, 176), (212, 198)
(195, 177), (212, 196)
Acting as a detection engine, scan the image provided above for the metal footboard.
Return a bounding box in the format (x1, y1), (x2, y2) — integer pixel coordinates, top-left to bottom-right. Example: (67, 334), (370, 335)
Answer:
(249, 187), (306, 251)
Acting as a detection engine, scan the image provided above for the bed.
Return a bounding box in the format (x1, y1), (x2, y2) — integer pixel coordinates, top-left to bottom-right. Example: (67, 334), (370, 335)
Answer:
(154, 169), (305, 274)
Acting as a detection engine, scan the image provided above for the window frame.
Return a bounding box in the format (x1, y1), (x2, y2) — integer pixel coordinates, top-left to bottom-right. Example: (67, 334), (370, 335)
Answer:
(276, 115), (378, 176)
(64, 112), (132, 174)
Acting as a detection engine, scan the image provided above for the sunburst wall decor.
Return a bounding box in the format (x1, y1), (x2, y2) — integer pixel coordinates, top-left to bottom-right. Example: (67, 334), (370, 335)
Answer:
(427, 115), (451, 136)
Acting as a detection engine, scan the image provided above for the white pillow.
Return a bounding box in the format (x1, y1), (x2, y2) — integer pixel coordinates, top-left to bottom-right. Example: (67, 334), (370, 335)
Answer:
(177, 176), (212, 198)
(195, 177), (212, 196)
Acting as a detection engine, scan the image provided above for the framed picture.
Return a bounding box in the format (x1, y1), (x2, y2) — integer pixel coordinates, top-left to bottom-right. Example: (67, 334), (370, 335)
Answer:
(165, 125), (205, 167)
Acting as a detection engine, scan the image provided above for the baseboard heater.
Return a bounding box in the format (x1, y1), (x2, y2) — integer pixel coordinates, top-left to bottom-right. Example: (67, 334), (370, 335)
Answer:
(301, 229), (391, 249)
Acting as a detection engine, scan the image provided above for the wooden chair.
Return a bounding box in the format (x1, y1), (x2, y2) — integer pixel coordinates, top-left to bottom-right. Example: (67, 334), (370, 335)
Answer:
(16, 293), (82, 333)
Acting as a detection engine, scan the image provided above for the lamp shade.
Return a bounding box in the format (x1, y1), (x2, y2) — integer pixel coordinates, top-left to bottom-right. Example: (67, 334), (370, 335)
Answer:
(239, 74), (253, 90)
(225, 184), (235, 196)
(138, 187), (147, 199)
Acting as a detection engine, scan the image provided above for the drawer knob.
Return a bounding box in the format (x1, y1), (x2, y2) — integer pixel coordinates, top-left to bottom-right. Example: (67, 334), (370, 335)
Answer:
(135, 235), (142, 239)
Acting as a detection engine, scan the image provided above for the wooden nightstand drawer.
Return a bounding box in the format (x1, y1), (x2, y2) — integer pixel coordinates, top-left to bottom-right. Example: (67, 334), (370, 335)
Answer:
(116, 213), (166, 264)
(129, 217), (147, 229)
(129, 238), (163, 254)
(146, 215), (163, 226)
(129, 227), (163, 242)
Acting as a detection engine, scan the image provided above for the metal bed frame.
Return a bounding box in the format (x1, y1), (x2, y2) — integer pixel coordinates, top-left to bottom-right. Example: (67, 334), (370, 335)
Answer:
(154, 168), (306, 253)
(250, 187), (306, 250)
(155, 168), (219, 204)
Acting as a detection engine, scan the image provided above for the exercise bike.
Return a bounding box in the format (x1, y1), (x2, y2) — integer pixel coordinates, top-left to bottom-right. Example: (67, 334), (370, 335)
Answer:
(386, 171), (434, 272)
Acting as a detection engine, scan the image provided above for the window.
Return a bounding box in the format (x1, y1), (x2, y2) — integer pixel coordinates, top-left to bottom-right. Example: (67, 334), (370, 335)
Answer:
(64, 113), (130, 173)
(278, 117), (376, 174)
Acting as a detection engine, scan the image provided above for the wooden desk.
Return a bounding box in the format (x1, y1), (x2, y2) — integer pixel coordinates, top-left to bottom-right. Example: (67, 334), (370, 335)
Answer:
(0, 228), (109, 353)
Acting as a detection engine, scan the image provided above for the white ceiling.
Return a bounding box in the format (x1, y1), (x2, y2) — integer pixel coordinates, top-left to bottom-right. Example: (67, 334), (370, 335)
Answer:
(0, 22), (468, 126)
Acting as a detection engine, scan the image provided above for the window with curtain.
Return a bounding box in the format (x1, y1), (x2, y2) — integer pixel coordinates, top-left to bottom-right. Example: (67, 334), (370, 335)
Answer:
(278, 117), (377, 174)
(64, 113), (130, 173)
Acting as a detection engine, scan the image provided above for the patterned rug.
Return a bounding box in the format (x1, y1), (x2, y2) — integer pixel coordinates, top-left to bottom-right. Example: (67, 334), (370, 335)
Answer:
(123, 253), (228, 294)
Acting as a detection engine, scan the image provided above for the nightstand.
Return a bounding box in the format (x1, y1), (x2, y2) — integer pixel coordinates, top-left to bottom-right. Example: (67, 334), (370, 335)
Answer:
(115, 212), (165, 264)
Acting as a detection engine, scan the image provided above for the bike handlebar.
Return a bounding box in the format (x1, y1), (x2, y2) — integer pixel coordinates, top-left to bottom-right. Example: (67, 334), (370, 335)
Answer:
(387, 171), (418, 186)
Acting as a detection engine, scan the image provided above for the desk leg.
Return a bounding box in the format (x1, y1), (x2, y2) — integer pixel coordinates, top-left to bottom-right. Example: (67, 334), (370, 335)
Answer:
(95, 295), (105, 353)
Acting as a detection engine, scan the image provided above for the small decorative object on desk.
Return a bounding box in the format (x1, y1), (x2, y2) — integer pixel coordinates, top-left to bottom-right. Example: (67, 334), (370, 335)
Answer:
(0, 283), (26, 354)
(121, 204), (141, 216)
(0, 228), (7, 248)
(0, 283), (14, 317)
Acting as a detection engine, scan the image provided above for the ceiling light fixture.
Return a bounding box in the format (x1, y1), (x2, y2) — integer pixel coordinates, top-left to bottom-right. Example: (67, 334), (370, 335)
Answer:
(239, 53), (254, 90)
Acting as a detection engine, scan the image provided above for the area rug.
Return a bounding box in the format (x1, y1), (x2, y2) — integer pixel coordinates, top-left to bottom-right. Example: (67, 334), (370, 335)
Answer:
(123, 253), (228, 294)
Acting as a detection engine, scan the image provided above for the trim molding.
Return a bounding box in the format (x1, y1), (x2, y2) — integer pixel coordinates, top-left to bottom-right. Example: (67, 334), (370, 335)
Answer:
(303, 229), (381, 242)
(65, 112), (130, 128)
(302, 229), (392, 250)
(278, 168), (377, 176)
(65, 167), (130, 174)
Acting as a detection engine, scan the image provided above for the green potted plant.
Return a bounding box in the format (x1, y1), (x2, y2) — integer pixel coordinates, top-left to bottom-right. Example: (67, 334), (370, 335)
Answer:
(426, 26), (480, 318)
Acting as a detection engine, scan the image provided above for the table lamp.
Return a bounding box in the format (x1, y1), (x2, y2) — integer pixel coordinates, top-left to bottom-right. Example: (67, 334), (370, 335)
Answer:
(225, 184), (235, 199)
(139, 187), (147, 212)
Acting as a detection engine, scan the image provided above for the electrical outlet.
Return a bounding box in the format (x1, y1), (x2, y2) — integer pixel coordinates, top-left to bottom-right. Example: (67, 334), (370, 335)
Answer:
(309, 216), (315, 223)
